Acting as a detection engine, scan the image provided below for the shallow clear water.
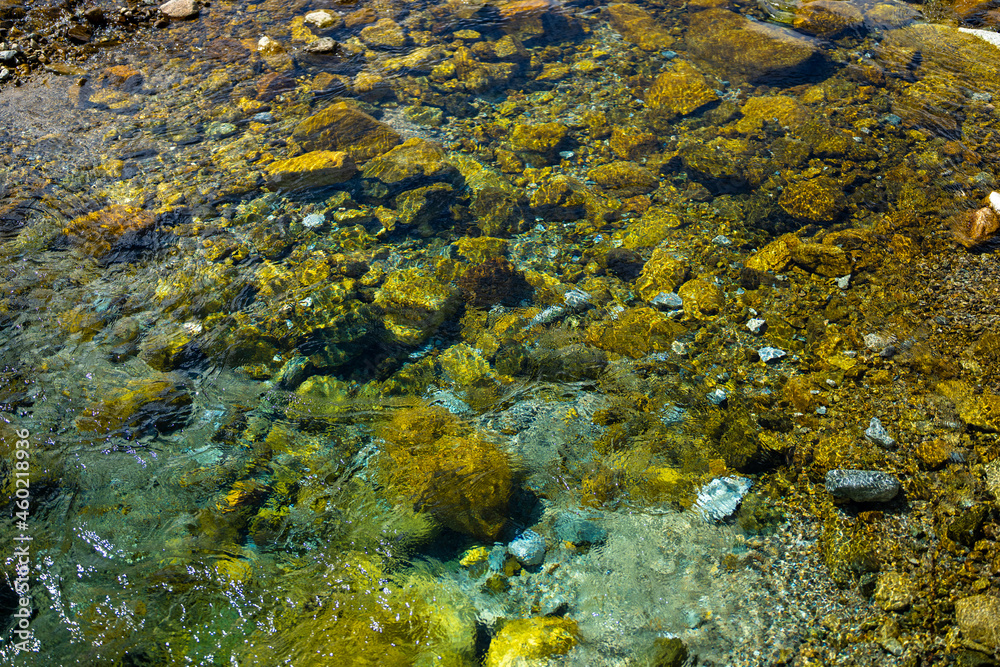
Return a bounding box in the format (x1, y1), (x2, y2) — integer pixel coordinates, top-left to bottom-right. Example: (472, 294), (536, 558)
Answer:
(1, 0), (1000, 664)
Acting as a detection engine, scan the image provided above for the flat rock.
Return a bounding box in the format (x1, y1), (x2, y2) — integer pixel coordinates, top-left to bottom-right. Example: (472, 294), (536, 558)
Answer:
(825, 469), (900, 503)
(606, 3), (674, 51)
(955, 595), (1000, 649)
(291, 101), (401, 162)
(159, 0), (199, 19)
(264, 150), (357, 190)
(646, 61), (719, 118)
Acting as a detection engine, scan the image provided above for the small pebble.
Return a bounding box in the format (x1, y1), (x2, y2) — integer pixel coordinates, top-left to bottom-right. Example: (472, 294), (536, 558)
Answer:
(712, 235), (731, 246)
(707, 387), (728, 405)
(651, 291), (684, 309)
(836, 274), (851, 289)
(302, 213), (325, 229)
(747, 318), (766, 334)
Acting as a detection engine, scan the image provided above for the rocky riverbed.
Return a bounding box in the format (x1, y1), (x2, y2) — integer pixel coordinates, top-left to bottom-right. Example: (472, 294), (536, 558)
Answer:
(0, 0), (999, 665)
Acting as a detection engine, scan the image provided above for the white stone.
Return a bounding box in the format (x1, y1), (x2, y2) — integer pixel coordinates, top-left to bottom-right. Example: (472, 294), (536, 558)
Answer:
(960, 27), (1000, 49)
(159, 0), (199, 19)
(305, 9), (339, 30)
(990, 191), (1000, 215)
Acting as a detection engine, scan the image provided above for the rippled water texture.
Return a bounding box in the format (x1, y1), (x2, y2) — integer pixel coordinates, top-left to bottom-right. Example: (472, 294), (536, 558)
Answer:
(2, 0), (1000, 664)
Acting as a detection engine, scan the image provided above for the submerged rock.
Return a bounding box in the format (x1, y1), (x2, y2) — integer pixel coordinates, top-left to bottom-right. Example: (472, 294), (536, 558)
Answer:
(955, 595), (1000, 649)
(645, 61), (719, 119)
(825, 469), (900, 503)
(290, 101), (401, 162)
(694, 476), (752, 521)
(508, 530), (546, 567)
(264, 150), (357, 190)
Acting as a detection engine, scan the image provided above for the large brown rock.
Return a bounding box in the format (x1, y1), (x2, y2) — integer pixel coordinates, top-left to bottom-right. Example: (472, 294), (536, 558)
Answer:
(687, 9), (821, 83)
(291, 101), (401, 162)
(955, 595), (1000, 649)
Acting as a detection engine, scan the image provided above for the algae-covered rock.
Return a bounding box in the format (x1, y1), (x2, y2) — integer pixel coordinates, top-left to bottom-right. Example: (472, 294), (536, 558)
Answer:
(955, 595), (1000, 649)
(687, 9), (821, 83)
(793, 0), (864, 37)
(609, 127), (659, 161)
(63, 204), (158, 260)
(510, 122), (568, 163)
(360, 137), (459, 190)
(529, 174), (589, 221)
(374, 268), (460, 345)
(75, 376), (193, 436)
(394, 182), (456, 231)
(937, 380), (1000, 432)
(588, 161), (659, 197)
(635, 248), (689, 300)
(746, 233), (799, 272)
(789, 241), (851, 276)
(874, 572), (914, 612)
(606, 3), (674, 51)
(290, 101), (401, 162)
(586, 306), (685, 357)
(359, 18), (407, 48)
(735, 95), (810, 134)
(457, 257), (533, 308)
(264, 150), (357, 190)
(485, 617), (580, 667)
(677, 135), (753, 192)
(379, 406), (513, 540)
(646, 61), (719, 119)
(619, 206), (684, 248)
(678, 278), (724, 319)
(779, 176), (847, 224)
(450, 154), (524, 236)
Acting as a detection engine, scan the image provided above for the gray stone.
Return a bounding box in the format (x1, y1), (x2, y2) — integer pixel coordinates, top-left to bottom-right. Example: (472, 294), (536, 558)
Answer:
(487, 544), (507, 572)
(251, 111), (274, 123)
(695, 476), (752, 521)
(865, 417), (896, 448)
(825, 469), (900, 503)
(836, 274), (851, 289)
(746, 317), (766, 334)
(302, 213), (325, 229)
(712, 234), (731, 246)
(758, 346), (786, 363)
(707, 387), (728, 405)
(508, 530), (546, 567)
(651, 291), (684, 309)
(159, 0), (199, 19)
(554, 510), (607, 545)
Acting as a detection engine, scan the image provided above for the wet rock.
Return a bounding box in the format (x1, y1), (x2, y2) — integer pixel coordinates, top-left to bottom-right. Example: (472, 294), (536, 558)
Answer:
(758, 346), (786, 363)
(678, 278), (724, 320)
(677, 135), (752, 192)
(588, 161), (658, 197)
(530, 342), (608, 381)
(789, 241), (851, 276)
(746, 233), (798, 272)
(955, 595), (1000, 649)
(374, 268), (459, 345)
(485, 617), (579, 667)
(609, 127), (659, 161)
(865, 417), (896, 449)
(498, 0), (580, 43)
(747, 318), (766, 334)
(650, 637), (689, 667)
(707, 387), (728, 405)
(394, 183), (455, 232)
(159, 0), (199, 20)
(554, 510), (607, 545)
(825, 469), (900, 503)
(383, 46), (447, 74)
(304, 9), (342, 31)
(793, 0), (864, 37)
(75, 376), (193, 436)
(687, 9), (821, 83)
(510, 121), (568, 164)
(66, 24), (92, 44)
(290, 101), (401, 162)
(508, 530), (546, 567)
(63, 204), (157, 260)
(457, 257), (533, 308)
(361, 138), (459, 191)
(265, 150), (357, 190)
(605, 3), (674, 51)
(951, 196), (1000, 248)
(635, 248), (689, 301)
(586, 307), (684, 358)
(605, 247), (645, 282)
(646, 61), (719, 119)
(779, 176), (847, 224)
(695, 476), (752, 521)
(451, 154), (524, 236)
(650, 291), (683, 310)
(735, 95), (810, 134)
(360, 19), (408, 48)
(529, 174), (589, 220)
(257, 36), (294, 72)
(874, 572), (914, 612)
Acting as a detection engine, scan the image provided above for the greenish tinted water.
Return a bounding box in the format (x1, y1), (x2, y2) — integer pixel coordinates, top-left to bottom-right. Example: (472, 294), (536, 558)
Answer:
(1, 0), (999, 665)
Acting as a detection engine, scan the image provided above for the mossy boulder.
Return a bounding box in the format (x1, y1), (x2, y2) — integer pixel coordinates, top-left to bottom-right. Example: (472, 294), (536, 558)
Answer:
(609, 127), (659, 161)
(264, 150), (357, 190)
(449, 154), (524, 236)
(735, 95), (810, 134)
(687, 9), (822, 83)
(646, 61), (719, 119)
(63, 204), (157, 260)
(529, 174), (589, 221)
(778, 176), (847, 224)
(374, 268), (460, 345)
(605, 3), (674, 51)
(789, 241), (851, 276)
(618, 206), (684, 248)
(485, 617), (580, 667)
(290, 101), (401, 162)
(359, 18), (408, 48)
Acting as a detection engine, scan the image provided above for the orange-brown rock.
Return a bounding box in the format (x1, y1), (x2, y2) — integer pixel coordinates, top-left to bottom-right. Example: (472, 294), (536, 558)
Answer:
(290, 101), (401, 162)
(63, 205), (156, 259)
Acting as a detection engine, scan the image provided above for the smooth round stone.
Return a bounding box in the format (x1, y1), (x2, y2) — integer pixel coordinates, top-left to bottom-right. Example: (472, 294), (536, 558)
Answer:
(508, 529), (546, 567)
(825, 469), (900, 503)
